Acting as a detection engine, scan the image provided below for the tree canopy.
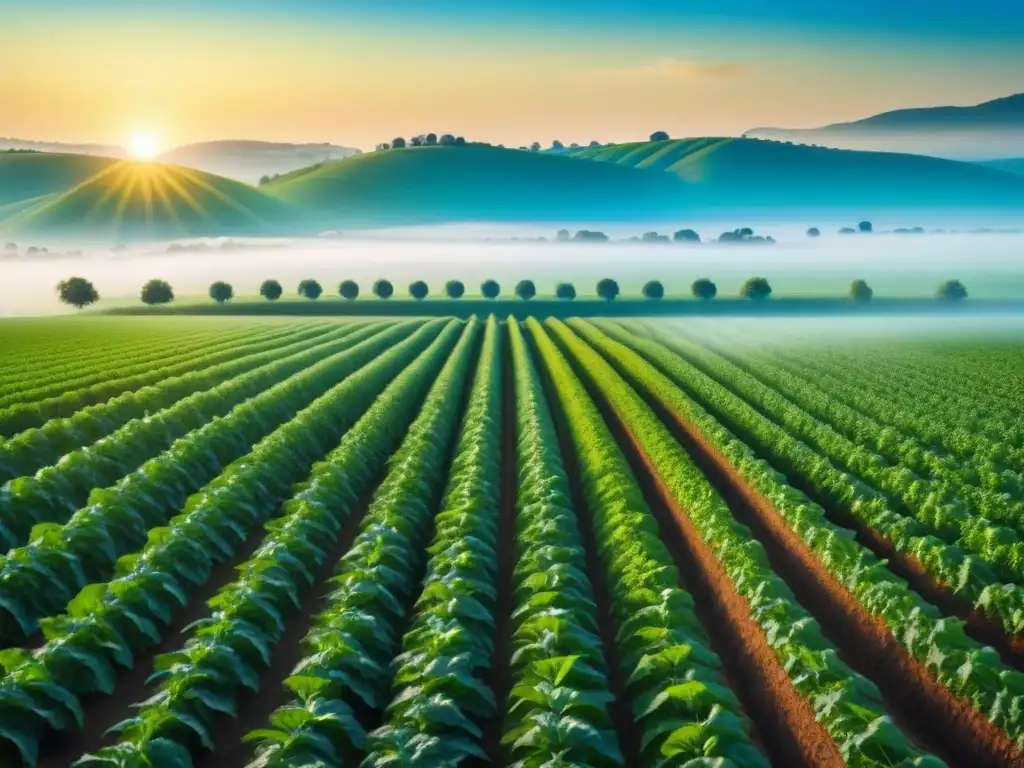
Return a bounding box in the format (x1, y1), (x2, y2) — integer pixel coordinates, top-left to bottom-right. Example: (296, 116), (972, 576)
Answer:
(481, 279), (501, 299)
(297, 278), (323, 300)
(741, 277), (772, 300)
(374, 278), (394, 299)
(642, 280), (665, 300)
(850, 279), (873, 303)
(339, 280), (359, 300)
(445, 280), (465, 299)
(409, 280), (429, 300)
(691, 278), (717, 300)
(259, 279), (283, 301)
(57, 277), (99, 309)
(937, 280), (968, 301)
(141, 279), (174, 305)
(555, 282), (576, 300)
(516, 279), (536, 300)
(596, 278), (620, 301)
(209, 281), (234, 304)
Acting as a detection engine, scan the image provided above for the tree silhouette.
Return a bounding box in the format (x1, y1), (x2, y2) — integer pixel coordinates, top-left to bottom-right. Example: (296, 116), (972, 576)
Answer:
(858, 221), (873, 233)
(673, 229), (701, 243)
(515, 280), (536, 300)
(555, 282), (576, 300)
(57, 277), (99, 309)
(596, 278), (620, 301)
(691, 278), (717, 300)
(339, 280), (359, 300)
(643, 280), (665, 300)
(741, 277), (772, 300)
(850, 280), (873, 303)
(141, 279), (174, 305)
(937, 280), (967, 301)
(530, 142), (541, 152)
(392, 137), (406, 149)
(374, 279), (394, 299)
(209, 281), (234, 304)
(650, 131), (670, 141)
(445, 280), (465, 299)
(260, 279), (283, 301)
(556, 229), (570, 242)
(409, 280), (429, 300)
(425, 133), (438, 146)
(807, 227), (821, 238)
(481, 279), (501, 299)
(297, 279), (323, 299)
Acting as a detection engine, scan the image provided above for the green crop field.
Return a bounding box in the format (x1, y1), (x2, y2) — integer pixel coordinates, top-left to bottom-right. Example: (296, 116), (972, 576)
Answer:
(1, 314), (1023, 768)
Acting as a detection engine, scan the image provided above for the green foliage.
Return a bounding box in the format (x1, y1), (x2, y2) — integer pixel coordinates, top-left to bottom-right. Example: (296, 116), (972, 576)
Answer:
(259, 279), (283, 301)
(57, 277), (99, 309)
(691, 279), (717, 300)
(937, 280), (967, 301)
(642, 280), (665, 300)
(555, 282), (576, 301)
(374, 279), (394, 300)
(444, 280), (465, 299)
(850, 280), (873, 302)
(208, 281), (233, 303)
(740, 277), (770, 300)
(297, 279), (323, 300)
(596, 279), (619, 302)
(480, 280), (500, 299)
(339, 279), (359, 300)
(516, 280), (536, 301)
(140, 279), (174, 305)
(409, 280), (429, 300)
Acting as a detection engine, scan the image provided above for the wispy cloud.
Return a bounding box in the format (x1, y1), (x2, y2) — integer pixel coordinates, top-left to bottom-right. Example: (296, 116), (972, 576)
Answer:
(596, 58), (749, 81)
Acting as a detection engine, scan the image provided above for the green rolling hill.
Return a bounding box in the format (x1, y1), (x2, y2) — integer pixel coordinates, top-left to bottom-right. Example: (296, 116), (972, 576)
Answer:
(979, 158), (1024, 176)
(0, 153), (119, 208)
(563, 137), (1024, 210)
(262, 144), (691, 225)
(0, 157), (299, 239)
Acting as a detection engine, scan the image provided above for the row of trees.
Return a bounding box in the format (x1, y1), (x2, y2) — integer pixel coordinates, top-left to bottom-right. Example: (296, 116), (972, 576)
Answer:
(55, 277), (971, 309)
(807, 222), (873, 237)
(376, 134), (467, 151)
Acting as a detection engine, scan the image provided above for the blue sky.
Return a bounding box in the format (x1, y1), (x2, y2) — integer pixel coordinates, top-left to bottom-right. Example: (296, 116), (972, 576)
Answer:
(2, 0), (1021, 149)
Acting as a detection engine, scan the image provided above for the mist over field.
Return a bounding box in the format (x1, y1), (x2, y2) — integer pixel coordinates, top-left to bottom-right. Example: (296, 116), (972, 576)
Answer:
(2, 221), (1023, 316)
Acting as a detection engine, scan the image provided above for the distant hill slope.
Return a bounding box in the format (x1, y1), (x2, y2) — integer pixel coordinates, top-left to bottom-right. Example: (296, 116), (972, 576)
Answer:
(745, 93), (1024, 160)
(1, 159), (299, 240)
(263, 144), (692, 225)
(0, 138), (127, 158)
(0, 153), (119, 207)
(979, 158), (1024, 176)
(563, 138), (1024, 210)
(158, 140), (361, 184)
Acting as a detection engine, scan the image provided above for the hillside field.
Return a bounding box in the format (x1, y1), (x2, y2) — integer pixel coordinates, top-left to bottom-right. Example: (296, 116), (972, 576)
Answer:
(0, 314), (1023, 767)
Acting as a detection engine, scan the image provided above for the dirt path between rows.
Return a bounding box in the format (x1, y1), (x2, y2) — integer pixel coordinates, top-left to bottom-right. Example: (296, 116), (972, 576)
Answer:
(645, 393), (1022, 767)
(36, 528), (271, 768)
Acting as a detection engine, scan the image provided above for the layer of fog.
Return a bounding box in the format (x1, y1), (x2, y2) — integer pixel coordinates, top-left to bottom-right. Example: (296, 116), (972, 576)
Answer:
(3, 222), (1024, 316)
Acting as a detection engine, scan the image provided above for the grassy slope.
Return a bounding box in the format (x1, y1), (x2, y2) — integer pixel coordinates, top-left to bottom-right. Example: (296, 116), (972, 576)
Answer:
(1, 159), (301, 239)
(263, 144), (692, 224)
(979, 158), (1024, 175)
(565, 138), (1024, 209)
(0, 153), (118, 206)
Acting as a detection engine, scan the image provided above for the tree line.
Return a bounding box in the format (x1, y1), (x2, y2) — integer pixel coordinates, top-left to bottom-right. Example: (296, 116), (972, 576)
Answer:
(55, 276), (972, 309)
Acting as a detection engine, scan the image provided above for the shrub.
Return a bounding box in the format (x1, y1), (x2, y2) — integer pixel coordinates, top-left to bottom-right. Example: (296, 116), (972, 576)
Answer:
(481, 279), (501, 299)
(596, 278), (620, 301)
(937, 280), (967, 301)
(260, 279), (283, 301)
(409, 280), (429, 300)
(445, 280), (465, 299)
(850, 279), (873, 302)
(297, 278), (323, 300)
(209, 281), (234, 303)
(515, 280), (536, 300)
(642, 280), (665, 300)
(141, 279), (174, 305)
(650, 130), (670, 141)
(691, 278), (717, 300)
(57, 277), (99, 309)
(339, 280), (359, 300)
(374, 278), (394, 299)
(555, 282), (576, 300)
(741, 277), (772, 300)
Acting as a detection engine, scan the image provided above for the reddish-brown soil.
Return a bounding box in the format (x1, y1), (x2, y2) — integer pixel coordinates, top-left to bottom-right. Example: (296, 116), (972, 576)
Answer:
(599, 406), (845, 768)
(35, 528), (271, 768)
(647, 393), (1024, 767)
(538, 352), (642, 765)
(193, 498), (372, 768)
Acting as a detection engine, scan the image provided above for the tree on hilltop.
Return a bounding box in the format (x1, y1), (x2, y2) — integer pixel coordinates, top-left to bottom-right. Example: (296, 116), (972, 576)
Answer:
(57, 277), (99, 309)
(141, 279), (174, 305)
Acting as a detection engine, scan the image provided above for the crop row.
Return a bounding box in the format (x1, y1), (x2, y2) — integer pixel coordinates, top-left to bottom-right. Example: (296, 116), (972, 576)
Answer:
(0, 322), (376, 551)
(0, 319), (457, 767)
(0, 321), (414, 644)
(0, 322), (341, 484)
(580, 318), (1024, 762)
(527, 318), (771, 767)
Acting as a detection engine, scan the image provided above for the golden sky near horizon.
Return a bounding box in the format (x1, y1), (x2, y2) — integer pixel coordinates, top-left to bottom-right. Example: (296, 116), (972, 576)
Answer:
(2, 15), (1021, 152)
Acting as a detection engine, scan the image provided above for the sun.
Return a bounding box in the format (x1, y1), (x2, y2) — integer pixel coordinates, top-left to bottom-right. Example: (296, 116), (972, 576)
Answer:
(128, 133), (160, 161)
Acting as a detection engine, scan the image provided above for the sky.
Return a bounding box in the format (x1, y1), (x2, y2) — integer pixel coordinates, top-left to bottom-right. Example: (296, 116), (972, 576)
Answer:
(1, 0), (1022, 152)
